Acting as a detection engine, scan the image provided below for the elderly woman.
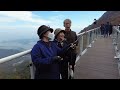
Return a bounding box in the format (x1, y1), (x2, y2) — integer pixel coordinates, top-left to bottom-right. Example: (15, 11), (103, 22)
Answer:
(54, 28), (76, 79)
(31, 25), (63, 79)
(31, 25), (74, 79)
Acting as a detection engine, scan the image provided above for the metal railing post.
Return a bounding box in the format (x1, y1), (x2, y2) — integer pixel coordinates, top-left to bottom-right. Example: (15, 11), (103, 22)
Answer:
(29, 61), (35, 79)
(97, 28), (100, 38)
(91, 31), (93, 42)
(96, 28), (98, 38)
(91, 31), (94, 43)
(94, 30), (96, 40)
(80, 35), (83, 55)
(87, 32), (91, 48)
(95, 28), (97, 41)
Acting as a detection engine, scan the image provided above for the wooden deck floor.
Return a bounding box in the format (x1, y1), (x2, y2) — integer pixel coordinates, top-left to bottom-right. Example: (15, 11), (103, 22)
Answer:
(74, 37), (119, 79)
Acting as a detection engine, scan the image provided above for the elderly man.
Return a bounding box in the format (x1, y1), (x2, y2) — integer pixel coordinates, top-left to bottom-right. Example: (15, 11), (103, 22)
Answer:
(63, 19), (78, 79)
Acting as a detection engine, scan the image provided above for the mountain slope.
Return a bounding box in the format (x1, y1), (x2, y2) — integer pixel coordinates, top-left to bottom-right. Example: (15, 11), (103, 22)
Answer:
(80, 11), (120, 33)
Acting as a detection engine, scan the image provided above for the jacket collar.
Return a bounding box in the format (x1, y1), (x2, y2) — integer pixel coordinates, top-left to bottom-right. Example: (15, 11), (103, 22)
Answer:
(38, 40), (51, 47)
(65, 29), (71, 32)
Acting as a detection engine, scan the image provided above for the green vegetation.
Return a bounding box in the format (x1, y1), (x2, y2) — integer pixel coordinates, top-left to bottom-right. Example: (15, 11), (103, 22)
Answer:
(0, 60), (31, 79)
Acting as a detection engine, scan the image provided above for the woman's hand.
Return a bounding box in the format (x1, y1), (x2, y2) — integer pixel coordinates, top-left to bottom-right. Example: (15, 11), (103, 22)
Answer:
(52, 56), (63, 63)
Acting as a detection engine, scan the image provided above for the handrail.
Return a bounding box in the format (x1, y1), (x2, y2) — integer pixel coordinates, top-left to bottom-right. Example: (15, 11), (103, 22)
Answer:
(0, 27), (100, 64)
(113, 26), (120, 58)
(0, 26), (101, 79)
(113, 26), (120, 33)
(78, 27), (100, 36)
(113, 26), (120, 78)
(0, 49), (31, 64)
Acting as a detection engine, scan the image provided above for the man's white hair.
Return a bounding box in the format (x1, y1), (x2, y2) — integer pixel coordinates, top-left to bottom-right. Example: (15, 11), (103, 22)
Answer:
(63, 19), (71, 24)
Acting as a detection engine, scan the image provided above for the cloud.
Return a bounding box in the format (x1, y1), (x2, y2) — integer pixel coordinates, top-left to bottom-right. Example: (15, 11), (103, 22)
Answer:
(48, 15), (65, 28)
(0, 12), (64, 29)
(0, 25), (39, 30)
(0, 11), (82, 33)
(49, 14), (64, 21)
(0, 16), (16, 22)
(0, 11), (51, 24)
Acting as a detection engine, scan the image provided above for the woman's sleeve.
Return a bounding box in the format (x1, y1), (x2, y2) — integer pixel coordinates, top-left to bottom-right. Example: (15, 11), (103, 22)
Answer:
(31, 45), (53, 64)
(56, 43), (71, 57)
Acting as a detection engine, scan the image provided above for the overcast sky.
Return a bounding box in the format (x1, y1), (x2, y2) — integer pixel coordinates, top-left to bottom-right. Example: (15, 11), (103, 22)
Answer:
(0, 11), (106, 41)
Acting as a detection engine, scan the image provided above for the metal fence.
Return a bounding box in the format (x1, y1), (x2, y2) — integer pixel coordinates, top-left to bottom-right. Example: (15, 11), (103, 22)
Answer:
(0, 27), (101, 79)
(112, 26), (120, 76)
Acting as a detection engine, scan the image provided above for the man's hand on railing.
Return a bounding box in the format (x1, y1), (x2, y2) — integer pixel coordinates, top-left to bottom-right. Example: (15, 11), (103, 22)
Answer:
(70, 43), (76, 49)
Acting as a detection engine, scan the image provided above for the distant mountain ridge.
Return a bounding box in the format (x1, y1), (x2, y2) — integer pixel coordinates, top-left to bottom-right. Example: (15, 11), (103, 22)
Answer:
(0, 38), (38, 51)
(0, 49), (20, 59)
(80, 11), (120, 33)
